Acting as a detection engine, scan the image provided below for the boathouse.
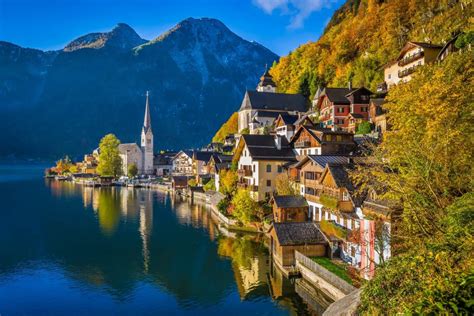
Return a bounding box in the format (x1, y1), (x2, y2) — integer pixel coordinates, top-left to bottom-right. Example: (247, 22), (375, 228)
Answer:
(269, 222), (329, 267)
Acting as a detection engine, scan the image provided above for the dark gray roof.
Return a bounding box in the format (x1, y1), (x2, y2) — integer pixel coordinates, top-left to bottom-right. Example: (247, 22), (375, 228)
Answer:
(240, 90), (308, 112)
(349, 113), (364, 119)
(308, 155), (350, 167)
(410, 41), (443, 49)
(273, 195), (308, 208)
(327, 164), (354, 191)
(323, 88), (352, 104)
(278, 113), (299, 125)
(242, 134), (296, 161)
(273, 222), (327, 246)
(258, 69), (276, 87)
(193, 151), (216, 162)
(254, 110), (281, 119)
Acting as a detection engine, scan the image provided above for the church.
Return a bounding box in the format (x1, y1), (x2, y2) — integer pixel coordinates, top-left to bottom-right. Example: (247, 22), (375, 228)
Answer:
(118, 92), (154, 176)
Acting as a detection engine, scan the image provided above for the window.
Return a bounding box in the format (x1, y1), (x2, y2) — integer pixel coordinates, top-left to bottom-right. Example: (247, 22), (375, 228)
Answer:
(336, 135), (342, 142)
(266, 164), (271, 172)
(337, 107), (344, 113)
(361, 95), (368, 101)
(266, 180), (271, 187)
(342, 191), (349, 201)
(253, 164), (255, 172)
(388, 74), (391, 79)
(277, 165), (282, 173)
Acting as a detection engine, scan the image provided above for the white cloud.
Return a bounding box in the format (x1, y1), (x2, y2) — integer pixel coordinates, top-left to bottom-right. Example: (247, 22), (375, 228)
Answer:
(253, 0), (334, 29)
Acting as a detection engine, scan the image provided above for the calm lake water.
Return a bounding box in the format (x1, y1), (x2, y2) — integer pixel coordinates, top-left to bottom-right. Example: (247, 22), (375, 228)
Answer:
(0, 165), (323, 315)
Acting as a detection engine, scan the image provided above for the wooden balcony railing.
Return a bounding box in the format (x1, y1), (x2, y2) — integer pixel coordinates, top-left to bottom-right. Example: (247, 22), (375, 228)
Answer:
(398, 51), (424, 67)
(294, 140), (311, 148)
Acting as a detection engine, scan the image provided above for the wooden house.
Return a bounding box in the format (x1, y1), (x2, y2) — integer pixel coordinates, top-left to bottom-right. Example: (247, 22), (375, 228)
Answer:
(233, 134), (296, 201)
(290, 125), (356, 157)
(269, 222), (329, 267)
(271, 195), (309, 223)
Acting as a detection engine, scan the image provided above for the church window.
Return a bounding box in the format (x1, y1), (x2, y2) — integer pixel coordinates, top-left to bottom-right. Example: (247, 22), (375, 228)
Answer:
(266, 164), (271, 172)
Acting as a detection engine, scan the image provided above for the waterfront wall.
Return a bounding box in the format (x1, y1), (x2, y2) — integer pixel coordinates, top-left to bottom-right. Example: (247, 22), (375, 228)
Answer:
(295, 251), (356, 301)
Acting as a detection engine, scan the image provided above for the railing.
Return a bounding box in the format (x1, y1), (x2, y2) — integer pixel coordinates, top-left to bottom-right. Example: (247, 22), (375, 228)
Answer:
(398, 50), (424, 67)
(295, 140), (311, 148)
(295, 251), (356, 295)
(398, 66), (417, 78)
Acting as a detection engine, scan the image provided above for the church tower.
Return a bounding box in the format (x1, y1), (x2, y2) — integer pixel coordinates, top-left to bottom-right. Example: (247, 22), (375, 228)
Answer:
(141, 91), (154, 175)
(256, 66), (276, 93)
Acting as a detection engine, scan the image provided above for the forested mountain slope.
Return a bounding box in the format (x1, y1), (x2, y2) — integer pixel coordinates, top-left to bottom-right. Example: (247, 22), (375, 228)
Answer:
(270, 0), (471, 97)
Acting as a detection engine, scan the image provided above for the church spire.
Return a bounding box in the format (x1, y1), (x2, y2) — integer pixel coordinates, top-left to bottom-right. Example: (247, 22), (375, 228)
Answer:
(143, 91), (152, 132)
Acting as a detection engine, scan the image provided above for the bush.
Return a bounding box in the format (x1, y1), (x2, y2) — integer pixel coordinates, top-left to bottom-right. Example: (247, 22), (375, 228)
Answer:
(203, 179), (215, 191)
(217, 198), (230, 215)
(356, 121), (372, 134)
(188, 178), (197, 187)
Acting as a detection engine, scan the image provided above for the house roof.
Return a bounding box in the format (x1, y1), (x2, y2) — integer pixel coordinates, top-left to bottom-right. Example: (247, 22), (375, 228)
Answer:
(294, 113), (316, 127)
(240, 90), (308, 112)
(278, 113), (299, 125)
(193, 151), (216, 162)
(173, 150), (193, 160)
(242, 134), (296, 161)
(272, 195), (308, 208)
(349, 113), (364, 119)
(397, 41), (443, 60)
(118, 143), (140, 153)
(309, 155), (351, 167)
(345, 87), (373, 98)
(437, 33), (461, 60)
(253, 110), (281, 119)
(272, 222), (327, 246)
(323, 88), (352, 104)
(327, 163), (355, 191)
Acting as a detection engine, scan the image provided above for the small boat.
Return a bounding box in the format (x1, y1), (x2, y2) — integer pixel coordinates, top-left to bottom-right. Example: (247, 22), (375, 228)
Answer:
(55, 175), (69, 181)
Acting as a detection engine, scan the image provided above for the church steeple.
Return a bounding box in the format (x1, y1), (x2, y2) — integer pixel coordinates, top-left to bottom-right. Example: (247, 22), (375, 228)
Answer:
(256, 65), (276, 92)
(143, 91), (152, 133)
(141, 91), (154, 175)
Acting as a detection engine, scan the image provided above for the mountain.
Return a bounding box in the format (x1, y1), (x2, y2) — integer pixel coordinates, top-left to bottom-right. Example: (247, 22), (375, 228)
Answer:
(269, 0), (470, 96)
(0, 18), (278, 158)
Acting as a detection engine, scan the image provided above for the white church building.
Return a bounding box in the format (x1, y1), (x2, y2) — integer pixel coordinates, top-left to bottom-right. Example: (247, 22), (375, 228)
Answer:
(119, 92), (154, 176)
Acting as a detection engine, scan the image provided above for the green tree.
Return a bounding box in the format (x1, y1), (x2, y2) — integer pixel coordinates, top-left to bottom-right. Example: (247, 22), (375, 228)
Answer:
(231, 188), (257, 224)
(219, 169), (238, 198)
(188, 178), (197, 187)
(275, 173), (297, 195)
(357, 52), (473, 314)
(127, 163), (138, 178)
(97, 134), (122, 177)
(356, 121), (372, 134)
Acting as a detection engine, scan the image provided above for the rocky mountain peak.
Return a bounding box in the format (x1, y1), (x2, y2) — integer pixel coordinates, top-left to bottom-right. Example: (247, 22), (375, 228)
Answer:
(64, 23), (146, 52)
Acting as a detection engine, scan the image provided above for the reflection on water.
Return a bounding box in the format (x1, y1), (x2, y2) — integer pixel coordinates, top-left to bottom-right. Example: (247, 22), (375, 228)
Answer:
(0, 167), (327, 315)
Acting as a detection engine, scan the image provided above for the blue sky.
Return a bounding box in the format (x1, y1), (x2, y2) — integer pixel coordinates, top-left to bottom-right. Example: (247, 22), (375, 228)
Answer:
(0, 0), (344, 56)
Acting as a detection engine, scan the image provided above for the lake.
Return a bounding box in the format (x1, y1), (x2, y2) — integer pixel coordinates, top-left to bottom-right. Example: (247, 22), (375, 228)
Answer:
(0, 165), (326, 315)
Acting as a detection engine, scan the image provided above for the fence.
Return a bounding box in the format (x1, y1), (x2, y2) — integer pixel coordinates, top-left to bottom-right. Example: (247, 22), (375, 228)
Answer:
(295, 251), (355, 295)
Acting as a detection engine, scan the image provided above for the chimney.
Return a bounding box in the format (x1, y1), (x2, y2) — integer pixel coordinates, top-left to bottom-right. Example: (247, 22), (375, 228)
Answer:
(275, 135), (282, 150)
(348, 80), (352, 90)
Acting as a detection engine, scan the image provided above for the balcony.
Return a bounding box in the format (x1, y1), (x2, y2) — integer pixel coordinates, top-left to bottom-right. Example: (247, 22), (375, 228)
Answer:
(237, 168), (252, 177)
(237, 182), (258, 191)
(398, 51), (424, 67)
(294, 140), (311, 148)
(398, 66), (417, 78)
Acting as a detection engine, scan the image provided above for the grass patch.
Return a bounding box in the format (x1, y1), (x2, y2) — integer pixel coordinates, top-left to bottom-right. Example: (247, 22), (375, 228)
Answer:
(311, 257), (352, 285)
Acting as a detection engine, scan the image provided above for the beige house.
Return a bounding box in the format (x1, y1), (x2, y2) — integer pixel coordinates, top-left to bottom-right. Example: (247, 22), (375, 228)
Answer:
(233, 134), (296, 201)
(382, 41), (443, 91)
(171, 151), (194, 175)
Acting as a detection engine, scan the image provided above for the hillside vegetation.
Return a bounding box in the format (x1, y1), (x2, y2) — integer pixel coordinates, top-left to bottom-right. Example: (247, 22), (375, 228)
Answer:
(270, 0), (471, 96)
(212, 112), (238, 143)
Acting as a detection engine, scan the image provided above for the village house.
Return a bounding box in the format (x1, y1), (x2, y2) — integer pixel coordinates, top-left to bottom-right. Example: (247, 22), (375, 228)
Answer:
(314, 86), (372, 131)
(238, 70), (308, 133)
(192, 151), (216, 182)
(290, 125), (356, 158)
(153, 151), (176, 176)
(269, 222), (329, 267)
(271, 195), (309, 223)
(368, 98), (388, 135)
(358, 188), (395, 279)
(273, 113), (299, 141)
(171, 150), (194, 175)
(78, 153), (98, 174)
(296, 155), (351, 218)
(380, 41), (443, 92)
(234, 134), (296, 201)
(207, 154), (233, 191)
(118, 92), (154, 176)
